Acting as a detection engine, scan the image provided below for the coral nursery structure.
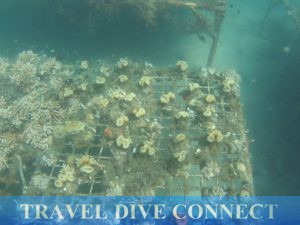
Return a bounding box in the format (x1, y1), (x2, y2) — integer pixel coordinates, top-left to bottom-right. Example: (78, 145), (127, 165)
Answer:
(49, 0), (227, 67)
(0, 51), (253, 196)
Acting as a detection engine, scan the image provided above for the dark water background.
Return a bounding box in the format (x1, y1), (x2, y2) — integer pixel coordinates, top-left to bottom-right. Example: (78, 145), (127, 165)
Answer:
(0, 0), (299, 195)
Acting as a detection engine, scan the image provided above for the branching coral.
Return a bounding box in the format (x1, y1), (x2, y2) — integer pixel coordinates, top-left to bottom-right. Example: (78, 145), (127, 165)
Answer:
(0, 133), (16, 171)
(7, 96), (36, 127)
(10, 51), (41, 88)
(39, 57), (62, 76)
(11, 60), (38, 87)
(23, 123), (53, 150)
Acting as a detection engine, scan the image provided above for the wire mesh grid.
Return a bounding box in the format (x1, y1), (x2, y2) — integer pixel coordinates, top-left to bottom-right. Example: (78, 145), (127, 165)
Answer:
(21, 66), (253, 196)
(0, 56), (253, 196)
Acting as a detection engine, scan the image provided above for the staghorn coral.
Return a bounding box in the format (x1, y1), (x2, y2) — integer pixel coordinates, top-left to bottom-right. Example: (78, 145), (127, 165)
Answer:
(11, 60), (38, 87)
(10, 50), (72, 94)
(7, 95), (37, 127)
(31, 100), (65, 123)
(23, 123), (53, 150)
(0, 133), (16, 171)
(7, 91), (65, 127)
(39, 57), (62, 76)
(49, 76), (65, 90)
(0, 97), (9, 130)
(17, 50), (39, 64)
(10, 51), (42, 89)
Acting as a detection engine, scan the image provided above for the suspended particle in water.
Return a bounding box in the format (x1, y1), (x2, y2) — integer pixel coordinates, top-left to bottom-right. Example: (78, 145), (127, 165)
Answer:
(282, 46), (291, 53)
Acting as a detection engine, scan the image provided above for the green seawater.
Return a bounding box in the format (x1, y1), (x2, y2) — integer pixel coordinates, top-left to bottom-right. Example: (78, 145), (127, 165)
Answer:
(0, 0), (299, 195)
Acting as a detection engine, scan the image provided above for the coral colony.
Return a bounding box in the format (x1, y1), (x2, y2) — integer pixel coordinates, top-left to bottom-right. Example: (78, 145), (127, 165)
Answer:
(0, 51), (253, 196)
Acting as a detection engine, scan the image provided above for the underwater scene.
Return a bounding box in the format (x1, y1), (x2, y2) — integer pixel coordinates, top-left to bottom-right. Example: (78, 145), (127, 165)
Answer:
(0, 0), (299, 196)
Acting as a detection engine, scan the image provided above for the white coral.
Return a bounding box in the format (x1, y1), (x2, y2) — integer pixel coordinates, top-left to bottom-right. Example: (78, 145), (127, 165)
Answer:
(0, 134), (16, 171)
(23, 123), (53, 150)
(0, 58), (9, 75)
